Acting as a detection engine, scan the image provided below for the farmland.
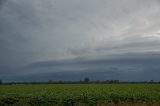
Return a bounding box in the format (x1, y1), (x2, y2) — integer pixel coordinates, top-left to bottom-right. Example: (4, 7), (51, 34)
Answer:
(0, 84), (160, 106)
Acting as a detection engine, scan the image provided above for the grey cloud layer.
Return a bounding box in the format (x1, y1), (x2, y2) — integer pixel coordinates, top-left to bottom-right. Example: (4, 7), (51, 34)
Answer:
(1, 52), (160, 81)
(0, 0), (160, 81)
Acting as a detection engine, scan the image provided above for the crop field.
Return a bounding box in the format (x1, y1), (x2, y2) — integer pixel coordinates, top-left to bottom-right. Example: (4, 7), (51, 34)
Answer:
(0, 84), (160, 106)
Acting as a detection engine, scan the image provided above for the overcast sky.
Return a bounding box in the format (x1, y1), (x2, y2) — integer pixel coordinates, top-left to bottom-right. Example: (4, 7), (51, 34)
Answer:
(1, 0), (160, 82)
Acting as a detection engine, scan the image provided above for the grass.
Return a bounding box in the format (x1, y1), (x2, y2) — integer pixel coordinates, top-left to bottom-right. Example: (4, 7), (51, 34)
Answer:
(0, 84), (160, 106)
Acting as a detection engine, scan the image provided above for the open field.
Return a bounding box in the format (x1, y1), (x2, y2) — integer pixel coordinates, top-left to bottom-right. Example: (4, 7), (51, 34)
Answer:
(0, 84), (160, 106)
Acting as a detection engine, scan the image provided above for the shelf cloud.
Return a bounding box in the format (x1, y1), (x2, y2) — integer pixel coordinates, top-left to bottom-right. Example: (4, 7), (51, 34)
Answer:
(1, 0), (160, 81)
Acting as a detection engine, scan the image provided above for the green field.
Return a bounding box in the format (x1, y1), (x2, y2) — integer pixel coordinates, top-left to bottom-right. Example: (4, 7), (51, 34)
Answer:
(0, 84), (160, 106)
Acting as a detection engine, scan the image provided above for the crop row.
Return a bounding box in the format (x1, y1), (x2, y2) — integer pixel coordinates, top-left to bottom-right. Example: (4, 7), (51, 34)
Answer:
(0, 84), (160, 106)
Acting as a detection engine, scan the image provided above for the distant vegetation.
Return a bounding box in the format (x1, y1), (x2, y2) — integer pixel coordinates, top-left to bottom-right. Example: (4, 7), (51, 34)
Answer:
(1, 78), (160, 85)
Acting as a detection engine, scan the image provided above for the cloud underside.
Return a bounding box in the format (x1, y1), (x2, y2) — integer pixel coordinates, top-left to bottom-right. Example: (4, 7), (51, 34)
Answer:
(0, 0), (160, 81)
(1, 52), (160, 81)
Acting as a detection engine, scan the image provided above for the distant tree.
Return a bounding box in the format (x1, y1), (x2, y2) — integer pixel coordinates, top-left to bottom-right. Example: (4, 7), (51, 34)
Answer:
(95, 80), (100, 84)
(58, 80), (63, 84)
(48, 80), (53, 84)
(0, 79), (2, 84)
(150, 80), (154, 83)
(114, 80), (120, 83)
(84, 77), (90, 83)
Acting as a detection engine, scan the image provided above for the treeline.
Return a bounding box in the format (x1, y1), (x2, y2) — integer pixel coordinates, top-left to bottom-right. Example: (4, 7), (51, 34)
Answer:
(0, 78), (160, 85)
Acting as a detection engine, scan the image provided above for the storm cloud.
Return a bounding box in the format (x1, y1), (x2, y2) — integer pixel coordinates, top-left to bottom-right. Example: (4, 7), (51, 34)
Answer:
(1, 0), (160, 82)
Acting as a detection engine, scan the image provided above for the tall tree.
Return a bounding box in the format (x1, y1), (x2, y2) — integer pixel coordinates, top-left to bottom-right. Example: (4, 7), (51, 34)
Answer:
(0, 79), (2, 84)
(84, 77), (90, 83)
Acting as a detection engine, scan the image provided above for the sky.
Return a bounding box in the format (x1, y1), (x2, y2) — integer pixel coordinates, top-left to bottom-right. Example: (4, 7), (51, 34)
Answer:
(0, 0), (160, 82)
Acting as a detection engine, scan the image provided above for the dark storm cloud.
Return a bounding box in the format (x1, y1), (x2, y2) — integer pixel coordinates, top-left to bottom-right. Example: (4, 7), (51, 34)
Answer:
(28, 52), (160, 68)
(0, 0), (2, 6)
(6, 52), (156, 82)
(1, 0), (160, 81)
(0, 0), (5, 6)
(2, 66), (160, 82)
